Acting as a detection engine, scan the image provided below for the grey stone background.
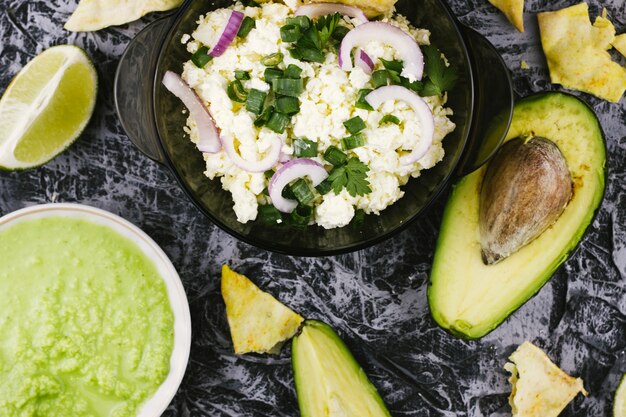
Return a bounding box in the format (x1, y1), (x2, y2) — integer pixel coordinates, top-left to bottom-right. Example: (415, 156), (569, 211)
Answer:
(0, 0), (625, 415)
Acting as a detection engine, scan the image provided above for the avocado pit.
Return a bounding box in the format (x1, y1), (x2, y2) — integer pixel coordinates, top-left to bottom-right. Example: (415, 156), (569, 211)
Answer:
(479, 136), (573, 265)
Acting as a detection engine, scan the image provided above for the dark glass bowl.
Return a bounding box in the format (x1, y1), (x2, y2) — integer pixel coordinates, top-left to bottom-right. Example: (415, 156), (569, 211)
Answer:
(114, 0), (513, 256)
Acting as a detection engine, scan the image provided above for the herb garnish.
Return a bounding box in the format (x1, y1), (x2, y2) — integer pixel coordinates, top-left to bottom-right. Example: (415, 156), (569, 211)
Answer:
(282, 13), (346, 63)
(421, 45), (458, 96)
(327, 157), (371, 197)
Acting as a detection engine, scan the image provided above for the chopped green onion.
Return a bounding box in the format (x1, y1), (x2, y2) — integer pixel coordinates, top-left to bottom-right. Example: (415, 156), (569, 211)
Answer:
(261, 52), (284, 67)
(288, 48), (303, 60)
(290, 179), (315, 205)
(355, 89), (374, 111)
(298, 47), (325, 63)
(280, 24), (302, 42)
(191, 46), (212, 68)
(276, 96), (300, 115)
(266, 112), (291, 133)
(387, 69), (402, 84)
(241, 0), (260, 7)
(254, 106), (274, 127)
(380, 58), (403, 73)
(227, 80), (247, 103)
(272, 78), (304, 97)
(343, 116), (366, 135)
(284, 64), (303, 79)
(264, 68), (284, 83)
(258, 204), (282, 224)
(380, 114), (401, 125)
(293, 138), (318, 157)
(234, 70), (250, 80)
(286, 16), (311, 31)
(332, 25), (350, 41)
(341, 133), (365, 150)
(315, 179), (332, 195)
(372, 70), (389, 88)
(264, 170), (275, 179)
(324, 146), (347, 166)
(282, 184), (296, 199)
(246, 89), (267, 115)
(352, 209), (366, 226)
(290, 204), (313, 225)
(238, 16), (256, 38)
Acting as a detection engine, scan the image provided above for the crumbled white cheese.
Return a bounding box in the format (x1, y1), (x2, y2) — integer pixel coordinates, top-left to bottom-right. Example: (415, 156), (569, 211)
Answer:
(181, 2), (456, 227)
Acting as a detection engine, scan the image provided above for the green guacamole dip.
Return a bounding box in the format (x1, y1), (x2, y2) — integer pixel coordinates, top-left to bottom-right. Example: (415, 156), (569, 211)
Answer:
(0, 216), (175, 417)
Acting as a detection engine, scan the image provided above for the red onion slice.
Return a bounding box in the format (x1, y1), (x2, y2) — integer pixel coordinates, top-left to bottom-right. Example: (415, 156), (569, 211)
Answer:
(295, 3), (368, 23)
(210, 11), (244, 57)
(365, 86), (434, 164)
(222, 135), (282, 173)
(339, 22), (424, 81)
(268, 159), (329, 213)
(162, 71), (221, 153)
(354, 49), (374, 73)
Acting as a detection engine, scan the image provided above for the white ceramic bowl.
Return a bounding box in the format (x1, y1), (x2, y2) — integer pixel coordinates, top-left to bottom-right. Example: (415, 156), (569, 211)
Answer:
(0, 203), (192, 417)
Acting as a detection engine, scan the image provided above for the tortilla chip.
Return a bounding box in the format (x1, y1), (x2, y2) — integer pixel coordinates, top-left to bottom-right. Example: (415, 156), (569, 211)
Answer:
(221, 265), (304, 354)
(65, 0), (183, 32)
(505, 341), (587, 417)
(537, 3), (626, 102)
(489, 0), (524, 32)
(613, 34), (626, 58)
(303, 0), (397, 18)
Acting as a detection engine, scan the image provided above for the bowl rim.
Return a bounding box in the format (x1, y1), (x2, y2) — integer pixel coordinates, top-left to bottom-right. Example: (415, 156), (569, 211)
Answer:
(0, 203), (192, 417)
(150, 0), (475, 256)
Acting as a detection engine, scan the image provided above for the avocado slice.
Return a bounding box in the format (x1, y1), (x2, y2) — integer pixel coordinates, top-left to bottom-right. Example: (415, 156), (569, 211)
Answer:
(428, 92), (606, 339)
(292, 320), (391, 417)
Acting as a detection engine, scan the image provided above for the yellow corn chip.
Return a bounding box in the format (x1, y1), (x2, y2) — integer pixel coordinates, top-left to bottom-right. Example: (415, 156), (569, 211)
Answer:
(613, 34), (626, 58)
(303, 0), (397, 18)
(538, 2), (626, 103)
(65, 0), (183, 32)
(221, 265), (304, 354)
(505, 341), (587, 417)
(488, 0), (524, 32)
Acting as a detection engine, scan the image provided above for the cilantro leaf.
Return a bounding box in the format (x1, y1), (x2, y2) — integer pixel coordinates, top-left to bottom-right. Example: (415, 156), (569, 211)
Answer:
(328, 158), (371, 197)
(421, 44), (458, 96)
(317, 13), (341, 46)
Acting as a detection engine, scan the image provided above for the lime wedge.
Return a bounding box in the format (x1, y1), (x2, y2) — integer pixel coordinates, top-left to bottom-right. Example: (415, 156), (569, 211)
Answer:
(616, 374), (626, 417)
(0, 45), (97, 170)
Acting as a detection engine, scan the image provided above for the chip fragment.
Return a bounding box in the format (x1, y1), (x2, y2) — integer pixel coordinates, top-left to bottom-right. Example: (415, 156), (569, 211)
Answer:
(65, 0), (183, 32)
(221, 265), (304, 354)
(488, 0), (524, 32)
(302, 0), (397, 18)
(613, 34), (626, 58)
(537, 2), (626, 102)
(505, 341), (587, 417)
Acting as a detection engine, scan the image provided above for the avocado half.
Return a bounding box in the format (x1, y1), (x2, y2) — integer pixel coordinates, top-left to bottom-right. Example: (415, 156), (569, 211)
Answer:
(292, 320), (391, 417)
(428, 92), (606, 339)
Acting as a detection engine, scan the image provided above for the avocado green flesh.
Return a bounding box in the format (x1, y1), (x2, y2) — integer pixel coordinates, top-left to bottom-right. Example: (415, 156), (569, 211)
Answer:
(0, 216), (174, 417)
(428, 92), (606, 339)
(292, 320), (391, 417)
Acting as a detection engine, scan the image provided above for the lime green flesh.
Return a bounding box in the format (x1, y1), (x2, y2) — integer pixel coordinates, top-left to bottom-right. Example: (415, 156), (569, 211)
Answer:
(0, 45), (97, 169)
(292, 320), (391, 417)
(0, 216), (174, 417)
(615, 374), (626, 417)
(428, 92), (606, 339)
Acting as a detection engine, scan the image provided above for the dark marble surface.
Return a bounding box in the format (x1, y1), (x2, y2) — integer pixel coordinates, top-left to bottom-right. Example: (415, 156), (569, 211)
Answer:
(1, 0), (625, 416)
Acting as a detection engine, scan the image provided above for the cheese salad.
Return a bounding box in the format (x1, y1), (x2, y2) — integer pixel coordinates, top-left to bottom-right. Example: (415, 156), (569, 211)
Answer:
(181, 1), (455, 229)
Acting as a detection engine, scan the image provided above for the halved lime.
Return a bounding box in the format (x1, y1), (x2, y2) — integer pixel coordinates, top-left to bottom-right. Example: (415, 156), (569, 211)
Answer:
(616, 374), (626, 417)
(0, 45), (97, 170)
